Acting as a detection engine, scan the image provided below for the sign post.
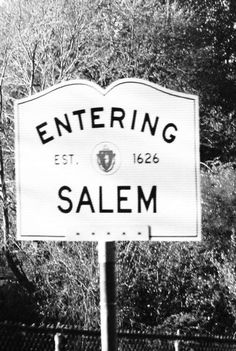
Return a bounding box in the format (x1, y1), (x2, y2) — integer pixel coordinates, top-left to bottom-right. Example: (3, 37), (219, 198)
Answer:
(98, 241), (117, 351)
(15, 78), (201, 351)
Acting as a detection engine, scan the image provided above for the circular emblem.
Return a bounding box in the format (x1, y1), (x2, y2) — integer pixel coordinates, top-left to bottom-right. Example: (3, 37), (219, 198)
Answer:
(92, 142), (121, 175)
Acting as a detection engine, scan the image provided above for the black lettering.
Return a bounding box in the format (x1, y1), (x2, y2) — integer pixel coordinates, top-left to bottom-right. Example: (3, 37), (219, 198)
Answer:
(58, 186), (73, 213)
(69, 154), (74, 164)
(138, 186), (157, 213)
(73, 109), (85, 130)
(76, 186), (95, 212)
(163, 123), (177, 143)
(111, 107), (125, 128)
(99, 186), (113, 213)
(55, 114), (72, 137)
(117, 186), (132, 213)
(141, 113), (159, 136)
(54, 154), (59, 165)
(131, 109), (137, 130)
(62, 154), (67, 165)
(36, 122), (54, 144)
(91, 107), (104, 128)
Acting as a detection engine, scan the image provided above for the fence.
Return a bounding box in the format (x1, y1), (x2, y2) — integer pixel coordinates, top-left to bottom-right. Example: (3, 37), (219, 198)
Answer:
(1, 321), (236, 351)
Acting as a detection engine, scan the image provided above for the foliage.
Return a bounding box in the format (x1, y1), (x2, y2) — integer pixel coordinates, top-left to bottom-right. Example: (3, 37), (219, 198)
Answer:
(0, 281), (38, 323)
(1, 0), (236, 161)
(21, 242), (100, 327)
(0, 0), (235, 334)
(117, 163), (236, 334)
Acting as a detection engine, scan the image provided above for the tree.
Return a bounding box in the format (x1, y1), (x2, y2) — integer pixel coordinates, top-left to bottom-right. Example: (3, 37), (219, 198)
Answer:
(0, 0), (235, 333)
(117, 162), (236, 334)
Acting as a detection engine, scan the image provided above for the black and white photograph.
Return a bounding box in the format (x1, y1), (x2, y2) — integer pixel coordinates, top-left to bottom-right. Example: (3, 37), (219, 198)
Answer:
(0, 0), (235, 350)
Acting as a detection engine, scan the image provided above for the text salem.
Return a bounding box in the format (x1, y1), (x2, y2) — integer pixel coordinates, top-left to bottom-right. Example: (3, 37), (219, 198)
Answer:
(58, 185), (157, 213)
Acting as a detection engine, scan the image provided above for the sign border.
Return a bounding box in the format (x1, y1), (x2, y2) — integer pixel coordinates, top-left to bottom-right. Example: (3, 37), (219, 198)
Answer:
(15, 78), (201, 241)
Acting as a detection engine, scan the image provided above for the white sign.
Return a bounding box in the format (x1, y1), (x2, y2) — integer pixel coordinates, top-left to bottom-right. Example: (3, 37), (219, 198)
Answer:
(15, 79), (201, 241)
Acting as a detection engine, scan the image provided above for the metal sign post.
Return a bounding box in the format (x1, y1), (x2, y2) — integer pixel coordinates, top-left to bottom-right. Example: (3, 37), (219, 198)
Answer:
(98, 241), (117, 351)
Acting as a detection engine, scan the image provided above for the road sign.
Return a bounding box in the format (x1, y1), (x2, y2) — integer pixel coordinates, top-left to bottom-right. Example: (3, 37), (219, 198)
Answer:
(15, 79), (201, 241)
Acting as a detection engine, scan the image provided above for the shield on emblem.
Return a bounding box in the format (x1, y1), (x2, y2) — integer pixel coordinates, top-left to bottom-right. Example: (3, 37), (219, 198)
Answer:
(97, 146), (116, 173)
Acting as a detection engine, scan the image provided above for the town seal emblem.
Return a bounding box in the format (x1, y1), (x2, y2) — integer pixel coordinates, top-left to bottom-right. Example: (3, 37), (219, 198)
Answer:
(97, 145), (116, 173)
(92, 142), (121, 175)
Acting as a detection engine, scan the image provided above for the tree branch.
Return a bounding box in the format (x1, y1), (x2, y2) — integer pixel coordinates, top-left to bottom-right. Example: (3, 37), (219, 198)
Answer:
(0, 52), (10, 246)
(0, 51), (36, 295)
